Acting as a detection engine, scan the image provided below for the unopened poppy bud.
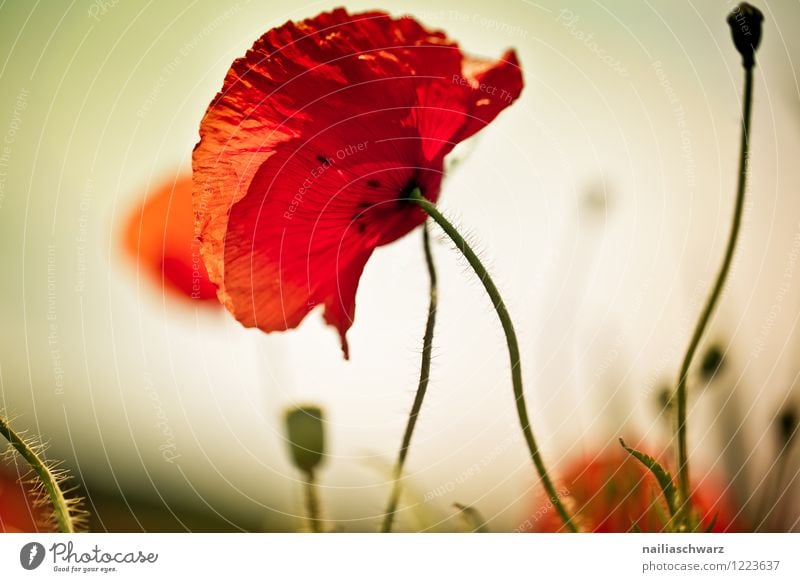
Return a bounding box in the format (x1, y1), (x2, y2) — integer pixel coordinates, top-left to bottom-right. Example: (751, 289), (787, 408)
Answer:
(284, 406), (326, 473)
(656, 386), (673, 413)
(699, 344), (725, 382)
(727, 3), (763, 68)
(777, 407), (797, 448)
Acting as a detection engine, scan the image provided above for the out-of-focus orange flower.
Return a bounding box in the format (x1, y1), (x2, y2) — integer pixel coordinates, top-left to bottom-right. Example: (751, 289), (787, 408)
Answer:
(124, 175), (217, 302)
(526, 444), (740, 532)
(0, 467), (45, 532)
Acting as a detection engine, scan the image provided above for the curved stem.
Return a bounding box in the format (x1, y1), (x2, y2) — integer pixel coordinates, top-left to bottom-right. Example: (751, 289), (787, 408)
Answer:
(303, 469), (322, 532)
(411, 191), (578, 532)
(674, 64), (754, 520)
(381, 225), (438, 533)
(0, 415), (76, 533)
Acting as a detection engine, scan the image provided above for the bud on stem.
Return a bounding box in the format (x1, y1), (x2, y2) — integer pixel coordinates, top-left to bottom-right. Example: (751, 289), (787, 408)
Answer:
(727, 3), (764, 68)
(284, 406), (326, 473)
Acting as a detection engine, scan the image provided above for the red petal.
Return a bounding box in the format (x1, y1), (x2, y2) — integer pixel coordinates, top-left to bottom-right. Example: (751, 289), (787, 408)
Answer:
(194, 9), (523, 354)
(456, 49), (524, 142)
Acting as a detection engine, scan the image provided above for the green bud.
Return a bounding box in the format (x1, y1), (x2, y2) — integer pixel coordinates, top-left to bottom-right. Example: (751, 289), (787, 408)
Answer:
(284, 406), (326, 473)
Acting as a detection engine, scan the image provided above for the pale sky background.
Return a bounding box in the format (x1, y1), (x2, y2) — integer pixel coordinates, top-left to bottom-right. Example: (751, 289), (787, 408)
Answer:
(1, 0), (799, 531)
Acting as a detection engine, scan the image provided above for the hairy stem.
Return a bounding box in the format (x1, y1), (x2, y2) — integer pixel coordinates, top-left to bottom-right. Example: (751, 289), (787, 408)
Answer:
(411, 191), (578, 532)
(674, 64), (754, 523)
(381, 225), (438, 533)
(0, 415), (77, 533)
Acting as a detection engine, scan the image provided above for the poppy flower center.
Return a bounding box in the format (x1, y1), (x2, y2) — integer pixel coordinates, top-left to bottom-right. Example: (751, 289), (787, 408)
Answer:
(398, 178), (424, 208)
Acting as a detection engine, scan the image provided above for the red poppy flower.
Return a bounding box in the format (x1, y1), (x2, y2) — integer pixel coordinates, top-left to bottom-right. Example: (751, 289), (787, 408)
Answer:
(193, 8), (523, 357)
(526, 445), (740, 532)
(0, 467), (46, 532)
(124, 175), (217, 302)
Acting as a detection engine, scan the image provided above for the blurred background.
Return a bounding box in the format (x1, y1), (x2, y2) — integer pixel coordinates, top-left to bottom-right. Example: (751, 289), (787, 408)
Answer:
(0, 0), (799, 532)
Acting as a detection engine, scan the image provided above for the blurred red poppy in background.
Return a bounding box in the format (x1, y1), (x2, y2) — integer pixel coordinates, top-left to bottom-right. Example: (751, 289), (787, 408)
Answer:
(193, 8), (523, 357)
(526, 444), (741, 532)
(0, 467), (46, 532)
(124, 175), (217, 302)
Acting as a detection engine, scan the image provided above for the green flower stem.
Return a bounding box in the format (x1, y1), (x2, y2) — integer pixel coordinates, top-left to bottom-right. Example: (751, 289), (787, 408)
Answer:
(411, 190), (578, 533)
(0, 415), (76, 533)
(303, 469), (322, 533)
(674, 63), (754, 521)
(381, 225), (438, 533)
